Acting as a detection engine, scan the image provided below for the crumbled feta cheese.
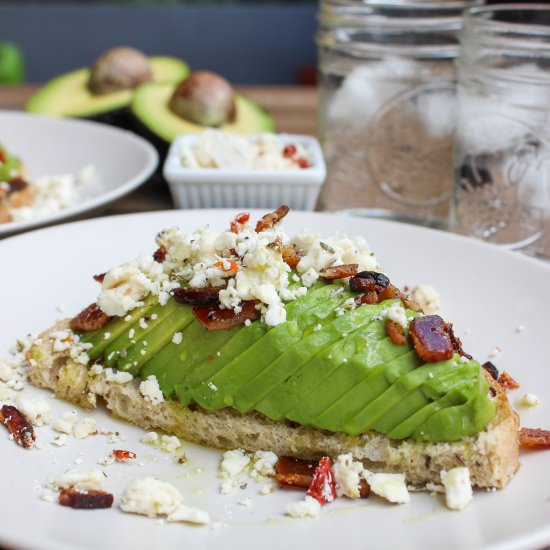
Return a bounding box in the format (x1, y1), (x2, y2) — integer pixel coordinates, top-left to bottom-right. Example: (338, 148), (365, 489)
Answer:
(51, 434), (68, 447)
(15, 396), (51, 427)
(259, 481), (275, 495)
(160, 435), (182, 453)
(515, 325), (526, 333)
(238, 497), (252, 507)
(380, 305), (408, 330)
(139, 375), (165, 405)
(301, 267), (319, 288)
(440, 467), (473, 511)
(365, 471), (410, 504)
(285, 495), (321, 518)
(103, 368), (133, 384)
(410, 284), (440, 315)
(120, 477), (183, 517)
(53, 410), (78, 434)
(333, 454), (364, 499)
(141, 432), (159, 446)
(172, 332), (183, 345)
(251, 450), (278, 478)
(73, 417), (97, 439)
(167, 504), (210, 524)
(220, 478), (237, 495)
(489, 347), (501, 359)
(519, 393), (541, 407)
(50, 467), (104, 491)
(220, 449), (250, 478)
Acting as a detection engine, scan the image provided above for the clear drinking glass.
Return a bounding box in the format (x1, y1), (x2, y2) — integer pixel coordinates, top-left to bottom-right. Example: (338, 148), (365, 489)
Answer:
(317, 0), (481, 227)
(451, 4), (550, 259)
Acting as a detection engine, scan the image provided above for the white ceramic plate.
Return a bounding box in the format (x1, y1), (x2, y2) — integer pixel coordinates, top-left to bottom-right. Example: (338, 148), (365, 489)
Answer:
(0, 111), (158, 237)
(0, 210), (548, 550)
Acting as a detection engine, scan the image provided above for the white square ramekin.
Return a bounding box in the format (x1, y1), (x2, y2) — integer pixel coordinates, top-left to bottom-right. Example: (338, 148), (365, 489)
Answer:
(162, 133), (326, 210)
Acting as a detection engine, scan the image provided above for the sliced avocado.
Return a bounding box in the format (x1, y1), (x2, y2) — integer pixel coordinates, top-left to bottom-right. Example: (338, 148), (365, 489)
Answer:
(131, 81), (275, 142)
(26, 57), (189, 118)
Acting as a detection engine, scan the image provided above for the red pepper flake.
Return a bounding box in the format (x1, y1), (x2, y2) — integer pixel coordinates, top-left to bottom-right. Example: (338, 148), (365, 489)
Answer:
(307, 456), (336, 505)
(497, 371), (520, 390)
(0, 405), (35, 449)
(297, 157), (309, 169)
(230, 212), (250, 234)
(112, 449), (136, 461)
(58, 489), (114, 509)
(519, 427), (550, 449)
(283, 144), (297, 158)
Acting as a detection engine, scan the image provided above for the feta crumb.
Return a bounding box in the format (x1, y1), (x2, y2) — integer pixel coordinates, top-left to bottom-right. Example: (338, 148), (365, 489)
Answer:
(410, 284), (440, 315)
(220, 478), (237, 495)
(50, 467), (105, 491)
(172, 332), (183, 345)
(251, 450), (278, 478)
(516, 325), (526, 333)
(141, 432), (159, 446)
(120, 477), (183, 518)
(220, 449), (250, 478)
(104, 368), (133, 384)
(15, 396), (51, 426)
(380, 305), (408, 330)
(159, 435), (182, 454)
(301, 268), (319, 288)
(285, 495), (321, 518)
(440, 467), (473, 511)
(51, 434), (68, 447)
(365, 471), (410, 504)
(259, 481), (275, 495)
(519, 393), (541, 407)
(167, 504), (210, 524)
(53, 410), (78, 434)
(139, 375), (165, 405)
(489, 347), (501, 359)
(333, 453), (364, 499)
(73, 417), (97, 439)
(238, 497), (252, 507)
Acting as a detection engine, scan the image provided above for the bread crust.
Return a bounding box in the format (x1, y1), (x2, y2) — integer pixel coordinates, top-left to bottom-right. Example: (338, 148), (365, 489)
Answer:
(27, 321), (519, 489)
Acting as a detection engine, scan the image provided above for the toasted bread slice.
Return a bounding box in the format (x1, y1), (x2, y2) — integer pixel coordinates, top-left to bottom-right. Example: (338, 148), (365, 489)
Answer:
(27, 320), (519, 489)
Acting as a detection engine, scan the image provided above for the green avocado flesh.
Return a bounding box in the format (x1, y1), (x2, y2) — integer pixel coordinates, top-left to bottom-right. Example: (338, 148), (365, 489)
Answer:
(131, 82), (276, 142)
(80, 282), (496, 442)
(26, 57), (189, 117)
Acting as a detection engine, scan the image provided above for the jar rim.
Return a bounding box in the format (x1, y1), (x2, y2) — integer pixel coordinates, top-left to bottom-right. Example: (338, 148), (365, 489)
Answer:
(464, 4), (550, 35)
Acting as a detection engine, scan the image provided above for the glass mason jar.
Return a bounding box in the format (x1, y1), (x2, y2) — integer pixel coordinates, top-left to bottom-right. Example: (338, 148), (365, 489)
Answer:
(317, 0), (481, 226)
(451, 4), (550, 259)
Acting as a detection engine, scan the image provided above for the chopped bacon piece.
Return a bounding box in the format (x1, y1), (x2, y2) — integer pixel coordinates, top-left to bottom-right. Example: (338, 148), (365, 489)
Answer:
(214, 259), (239, 273)
(70, 303), (112, 333)
(443, 322), (472, 360)
(482, 361), (499, 381)
(349, 271), (390, 293)
(255, 205), (289, 232)
(355, 290), (379, 306)
(8, 177), (29, 193)
(112, 449), (136, 461)
(409, 315), (454, 363)
(519, 427), (550, 449)
(359, 478), (371, 499)
(59, 489), (114, 509)
(0, 405), (35, 449)
(386, 319), (406, 345)
(171, 286), (225, 308)
(230, 212), (250, 234)
(93, 272), (105, 283)
(497, 371), (520, 390)
(307, 456), (336, 505)
(376, 283), (401, 301)
(274, 456), (318, 488)
(193, 300), (260, 332)
(282, 245), (301, 268)
(153, 246), (167, 263)
(322, 263), (358, 280)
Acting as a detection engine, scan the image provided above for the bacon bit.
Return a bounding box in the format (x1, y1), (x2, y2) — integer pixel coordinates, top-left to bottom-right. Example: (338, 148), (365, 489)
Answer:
(59, 489), (114, 509)
(193, 300), (260, 332)
(153, 246), (167, 263)
(230, 212), (250, 234)
(283, 144), (297, 158)
(112, 449), (136, 461)
(376, 283), (401, 301)
(297, 157), (309, 169)
(70, 303), (112, 332)
(214, 259), (239, 273)
(497, 371), (520, 390)
(281, 245), (301, 268)
(0, 405), (35, 449)
(359, 478), (371, 499)
(255, 205), (289, 233)
(354, 290), (379, 306)
(307, 456), (336, 505)
(274, 456), (318, 488)
(519, 427), (550, 449)
(409, 315), (454, 363)
(386, 319), (407, 345)
(349, 271), (390, 293)
(444, 322), (472, 360)
(482, 361), (499, 381)
(171, 286), (225, 308)
(93, 272), (105, 283)
(8, 177), (29, 193)
(322, 263), (358, 280)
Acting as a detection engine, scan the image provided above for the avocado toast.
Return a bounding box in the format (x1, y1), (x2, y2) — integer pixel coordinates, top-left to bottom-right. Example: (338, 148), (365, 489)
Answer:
(27, 207), (519, 490)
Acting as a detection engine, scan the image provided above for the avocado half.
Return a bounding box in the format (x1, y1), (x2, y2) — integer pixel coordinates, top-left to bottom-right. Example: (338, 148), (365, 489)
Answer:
(131, 81), (276, 143)
(26, 56), (189, 118)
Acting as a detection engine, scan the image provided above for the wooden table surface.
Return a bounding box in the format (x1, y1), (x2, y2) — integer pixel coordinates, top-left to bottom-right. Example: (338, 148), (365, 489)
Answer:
(0, 85), (318, 218)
